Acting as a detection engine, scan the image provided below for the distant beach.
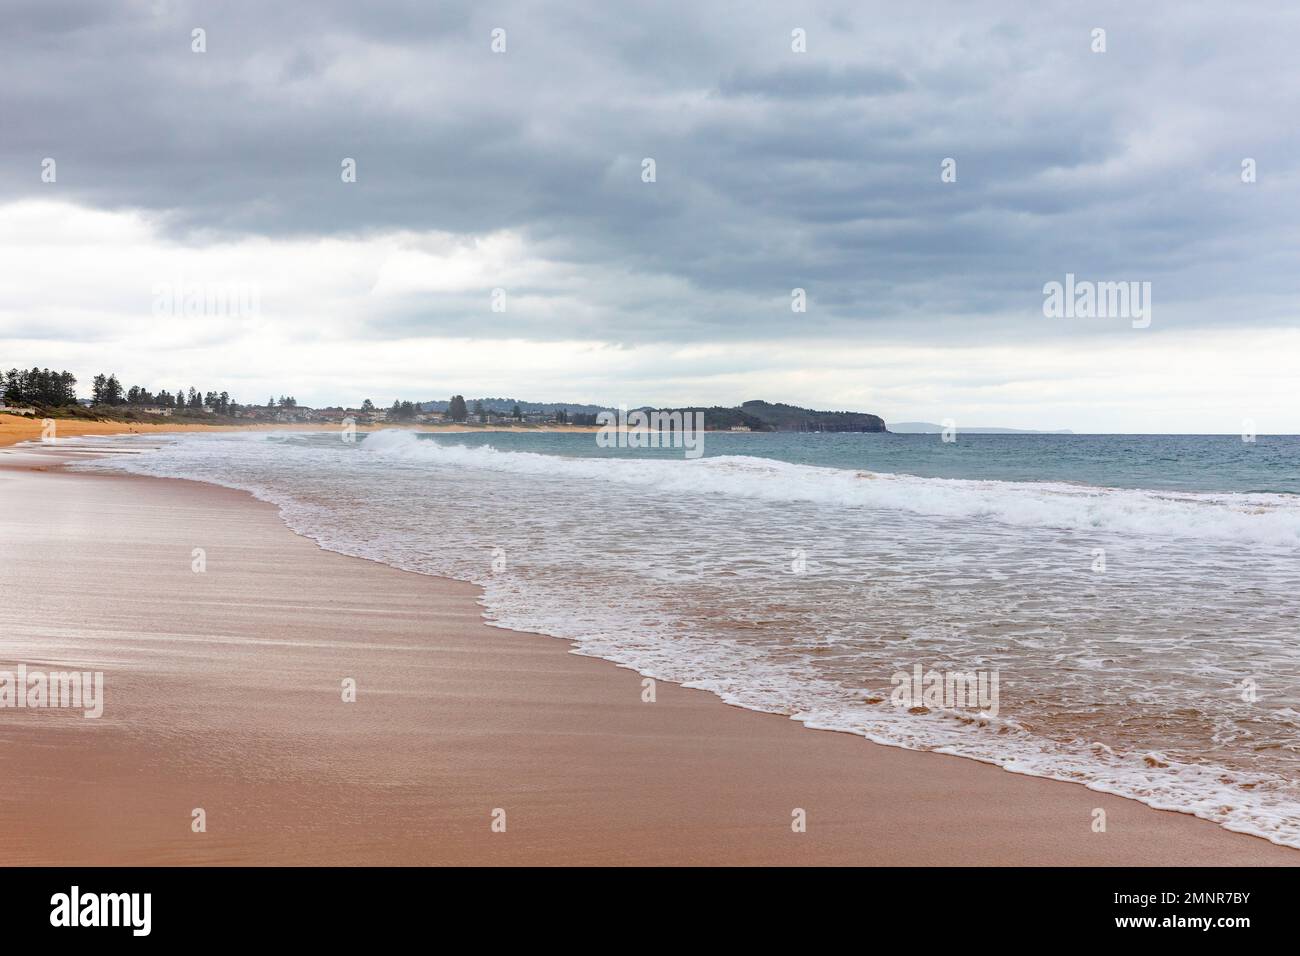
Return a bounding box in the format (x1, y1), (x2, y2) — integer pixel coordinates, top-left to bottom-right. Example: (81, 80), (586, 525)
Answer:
(0, 411), (604, 450)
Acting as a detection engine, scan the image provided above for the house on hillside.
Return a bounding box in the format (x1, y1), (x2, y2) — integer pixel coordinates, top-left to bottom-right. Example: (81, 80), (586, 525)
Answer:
(273, 406), (314, 423)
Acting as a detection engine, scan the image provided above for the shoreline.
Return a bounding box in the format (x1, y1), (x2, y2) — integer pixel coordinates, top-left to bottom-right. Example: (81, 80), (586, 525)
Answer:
(0, 412), (607, 448)
(0, 413), (871, 449)
(1, 441), (1296, 865)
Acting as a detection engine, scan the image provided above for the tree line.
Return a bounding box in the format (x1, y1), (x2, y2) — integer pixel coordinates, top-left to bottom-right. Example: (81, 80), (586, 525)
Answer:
(2, 364), (238, 414)
(2, 367), (78, 406)
(95, 375), (234, 414)
(5, 370), (594, 426)
(399, 396), (588, 424)
(387, 395), (470, 421)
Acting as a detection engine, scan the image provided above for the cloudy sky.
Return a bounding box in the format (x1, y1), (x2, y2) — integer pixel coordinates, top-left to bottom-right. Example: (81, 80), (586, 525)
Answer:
(2, 0), (1297, 431)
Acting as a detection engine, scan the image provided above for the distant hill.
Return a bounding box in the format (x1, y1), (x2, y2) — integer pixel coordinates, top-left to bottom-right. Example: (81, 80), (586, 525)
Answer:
(889, 421), (1073, 435)
(647, 399), (886, 432)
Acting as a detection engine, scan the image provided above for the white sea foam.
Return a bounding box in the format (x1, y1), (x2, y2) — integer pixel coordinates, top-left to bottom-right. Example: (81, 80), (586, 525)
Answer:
(362, 429), (1300, 548)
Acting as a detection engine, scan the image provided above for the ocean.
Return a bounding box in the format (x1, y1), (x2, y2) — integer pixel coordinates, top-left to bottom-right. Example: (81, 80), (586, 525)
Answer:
(78, 429), (1300, 846)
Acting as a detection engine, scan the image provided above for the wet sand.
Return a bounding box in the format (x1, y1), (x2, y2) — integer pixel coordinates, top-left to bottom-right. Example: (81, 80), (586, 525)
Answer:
(1, 442), (1295, 865)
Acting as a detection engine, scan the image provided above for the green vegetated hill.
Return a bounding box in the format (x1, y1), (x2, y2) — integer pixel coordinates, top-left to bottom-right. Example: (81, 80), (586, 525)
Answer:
(651, 400), (887, 432)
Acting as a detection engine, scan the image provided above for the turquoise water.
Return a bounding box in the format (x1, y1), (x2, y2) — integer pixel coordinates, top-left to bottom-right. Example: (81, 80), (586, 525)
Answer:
(421, 431), (1300, 495)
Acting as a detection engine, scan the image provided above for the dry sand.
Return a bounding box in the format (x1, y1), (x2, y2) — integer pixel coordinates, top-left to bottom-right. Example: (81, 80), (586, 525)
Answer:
(0, 413), (257, 446)
(0, 440), (1295, 865)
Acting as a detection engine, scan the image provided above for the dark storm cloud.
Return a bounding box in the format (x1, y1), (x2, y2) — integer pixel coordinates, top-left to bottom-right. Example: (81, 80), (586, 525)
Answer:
(3, 0), (1299, 343)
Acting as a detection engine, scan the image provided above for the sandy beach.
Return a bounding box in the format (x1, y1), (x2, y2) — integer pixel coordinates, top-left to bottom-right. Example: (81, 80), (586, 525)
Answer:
(0, 413), (599, 450)
(0, 440), (1295, 866)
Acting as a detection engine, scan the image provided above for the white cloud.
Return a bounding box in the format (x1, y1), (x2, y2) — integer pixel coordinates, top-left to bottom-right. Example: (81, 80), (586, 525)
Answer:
(1, 200), (1295, 432)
